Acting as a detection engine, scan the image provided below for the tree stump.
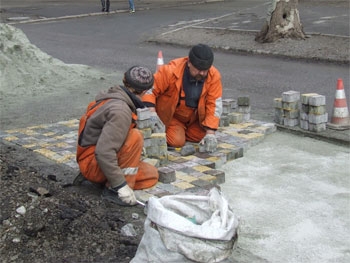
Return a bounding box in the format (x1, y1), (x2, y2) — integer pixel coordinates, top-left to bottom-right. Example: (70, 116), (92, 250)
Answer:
(255, 0), (306, 43)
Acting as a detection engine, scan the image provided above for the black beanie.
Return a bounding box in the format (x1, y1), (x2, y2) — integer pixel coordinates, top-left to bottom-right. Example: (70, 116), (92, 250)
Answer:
(188, 44), (214, 70)
(124, 66), (154, 91)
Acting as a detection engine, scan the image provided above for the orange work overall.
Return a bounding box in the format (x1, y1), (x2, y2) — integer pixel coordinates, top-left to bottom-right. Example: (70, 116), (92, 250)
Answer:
(76, 100), (159, 190)
(166, 89), (206, 147)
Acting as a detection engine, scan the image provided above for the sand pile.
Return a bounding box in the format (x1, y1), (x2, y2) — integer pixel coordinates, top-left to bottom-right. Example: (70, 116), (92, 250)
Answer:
(0, 23), (114, 97)
(0, 23), (121, 129)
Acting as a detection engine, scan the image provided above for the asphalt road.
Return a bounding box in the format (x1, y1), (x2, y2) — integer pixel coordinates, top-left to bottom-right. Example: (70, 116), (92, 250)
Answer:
(2, 0), (349, 127)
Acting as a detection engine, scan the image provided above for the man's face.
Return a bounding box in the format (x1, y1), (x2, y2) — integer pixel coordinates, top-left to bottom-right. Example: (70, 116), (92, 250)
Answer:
(188, 62), (209, 81)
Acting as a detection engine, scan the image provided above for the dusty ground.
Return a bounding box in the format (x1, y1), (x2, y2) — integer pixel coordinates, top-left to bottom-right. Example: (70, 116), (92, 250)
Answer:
(0, 22), (146, 263)
(0, 140), (147, 263)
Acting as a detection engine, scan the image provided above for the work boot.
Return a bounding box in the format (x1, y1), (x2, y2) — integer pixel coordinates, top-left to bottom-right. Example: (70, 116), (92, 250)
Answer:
(72, 172), (87, 186)
(101, 187), (134, 207)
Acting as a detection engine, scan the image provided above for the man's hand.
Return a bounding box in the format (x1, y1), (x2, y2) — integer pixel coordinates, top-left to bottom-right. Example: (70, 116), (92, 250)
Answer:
(117, 184), (137, 205)
(150, 112), (165, 133)
(199, 134), (217, 153)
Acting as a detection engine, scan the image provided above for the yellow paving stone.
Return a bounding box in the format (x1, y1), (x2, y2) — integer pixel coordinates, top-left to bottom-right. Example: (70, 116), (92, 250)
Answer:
(223, 132), (263, 140)
(66, 123), (78, 128)
(21, 129), (39, 136)
(143, 158), (160, 168)
(34, 148), (57, 159)
(167, 154), (181, 162)
(58, 119), (78, 125)
(27, 124), (49, 129)
(22, 143), (38, 148)
(244, 133), (264, 139)
(55, 142), (70, 148)
(150, 133), (167, 140)
(217, 142), (237, 149)
(56, 154), (76, 163)
(230, 122), (254, 129)
(206, 156), (221, 163)
(4, 129), (21, 134)
(198, 174), (217, 182)
(181, 155), (196, 160)
(4, 136), (19, 141)
(39, 142), (54, 148)
(175, 171), (197, 182)
(53, 135), (66, 140)
(192, 165), (212, 173)
(43, 132), (56, 136)
(172, 181), (194, 190)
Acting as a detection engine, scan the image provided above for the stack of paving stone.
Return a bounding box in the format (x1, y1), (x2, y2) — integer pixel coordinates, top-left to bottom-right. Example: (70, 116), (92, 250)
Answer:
(136, 108), (168, 165)
(300, 93), (328, 132)
(237, 96), (251, 122)
(274, 90), (300, 127)
(220, 98), (238, 126)
(220, 97), (251, 127)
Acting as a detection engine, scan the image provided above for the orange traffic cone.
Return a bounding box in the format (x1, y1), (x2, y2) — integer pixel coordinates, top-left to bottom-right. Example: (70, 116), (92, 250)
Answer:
(328, 78), (350, 130)
(156, 50), (164, 71)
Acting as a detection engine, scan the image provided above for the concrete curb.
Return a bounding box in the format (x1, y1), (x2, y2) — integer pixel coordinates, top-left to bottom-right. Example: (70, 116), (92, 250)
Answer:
(147, 27), (350, 65)
(5, 0), (224, 25)
(276, 124), (350, 147)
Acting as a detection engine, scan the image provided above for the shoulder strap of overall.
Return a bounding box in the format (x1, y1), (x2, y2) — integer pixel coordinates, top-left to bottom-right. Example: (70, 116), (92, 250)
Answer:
(78, 99), (111, 145)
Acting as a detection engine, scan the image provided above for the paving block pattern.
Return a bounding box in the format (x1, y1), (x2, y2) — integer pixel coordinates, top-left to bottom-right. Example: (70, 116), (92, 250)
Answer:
(0, 119), (276, 201)
(0, 119), (80, 169)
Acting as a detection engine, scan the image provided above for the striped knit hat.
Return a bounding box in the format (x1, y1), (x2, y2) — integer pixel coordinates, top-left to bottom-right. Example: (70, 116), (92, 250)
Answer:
(124, 66), (154, 91)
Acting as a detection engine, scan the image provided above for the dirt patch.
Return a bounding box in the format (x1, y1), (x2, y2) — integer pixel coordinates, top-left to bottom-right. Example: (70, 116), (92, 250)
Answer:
(0, 140), (146, 262)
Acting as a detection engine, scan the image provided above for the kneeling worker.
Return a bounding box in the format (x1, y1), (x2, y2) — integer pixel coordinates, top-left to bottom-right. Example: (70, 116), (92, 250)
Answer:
(143, 44), (223, 152)
(76, 66), (159, 206)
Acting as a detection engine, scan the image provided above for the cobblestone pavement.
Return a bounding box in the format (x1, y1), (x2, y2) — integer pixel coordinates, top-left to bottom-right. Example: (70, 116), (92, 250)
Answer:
(0, 118), (276, 201)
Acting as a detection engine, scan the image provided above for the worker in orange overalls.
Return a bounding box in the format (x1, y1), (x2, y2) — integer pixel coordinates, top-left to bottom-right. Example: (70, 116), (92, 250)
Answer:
(76, 66), (159, 206)
(143, 44), (223, 152)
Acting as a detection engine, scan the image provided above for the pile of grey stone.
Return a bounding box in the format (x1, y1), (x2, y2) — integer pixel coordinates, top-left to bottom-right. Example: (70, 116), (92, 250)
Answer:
(274, 90), (327, 132)
(220, 96), (251, 127)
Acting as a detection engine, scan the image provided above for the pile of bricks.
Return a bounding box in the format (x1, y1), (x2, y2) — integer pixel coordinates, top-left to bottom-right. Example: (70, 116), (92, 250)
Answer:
(300, 93), (327, 132)
(220, 96), (251, 127)
(274, 90), (300, 127)
(237, 96), (251, 122)
(274, 91), (328, 132)
(136, 108), (168, 165)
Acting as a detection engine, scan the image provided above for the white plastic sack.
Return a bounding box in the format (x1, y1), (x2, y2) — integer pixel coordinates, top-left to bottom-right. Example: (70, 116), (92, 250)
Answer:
(131, 188), (239, 263)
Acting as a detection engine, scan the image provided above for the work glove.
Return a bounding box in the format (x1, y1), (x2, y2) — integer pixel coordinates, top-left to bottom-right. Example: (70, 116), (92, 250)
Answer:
(150, 112), (165, 133)
(117, 184), (137, 206)
(199, 134), (217, 153)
